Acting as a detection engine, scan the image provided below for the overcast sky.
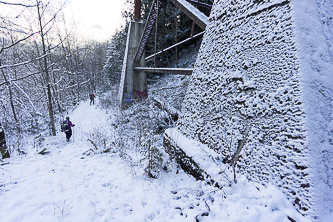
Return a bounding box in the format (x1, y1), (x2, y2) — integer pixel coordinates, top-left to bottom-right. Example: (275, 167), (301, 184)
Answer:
(64, 0), (128, 42)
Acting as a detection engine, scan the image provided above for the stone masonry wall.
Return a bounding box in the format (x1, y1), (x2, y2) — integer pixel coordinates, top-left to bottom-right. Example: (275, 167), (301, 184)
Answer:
(175, 0), (315, 218)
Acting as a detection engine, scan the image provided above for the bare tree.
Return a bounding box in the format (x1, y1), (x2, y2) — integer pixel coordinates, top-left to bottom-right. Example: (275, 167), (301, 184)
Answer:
(0, 1), (38, 54)
(35, 0), (57, 135)
(0, 0), (109, 154)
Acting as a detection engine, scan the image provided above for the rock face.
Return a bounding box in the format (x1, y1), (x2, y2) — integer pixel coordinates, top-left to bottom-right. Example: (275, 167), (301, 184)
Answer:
(164, 0), (333, 220)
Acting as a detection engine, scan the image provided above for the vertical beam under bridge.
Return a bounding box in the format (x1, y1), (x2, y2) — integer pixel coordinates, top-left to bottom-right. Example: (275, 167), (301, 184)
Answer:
(134, 0), (141, 21)
(119, 21), (147, 109)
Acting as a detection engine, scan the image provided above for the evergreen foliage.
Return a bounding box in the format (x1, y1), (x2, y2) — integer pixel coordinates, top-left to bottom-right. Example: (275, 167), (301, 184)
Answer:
(103, 28), (128, 87)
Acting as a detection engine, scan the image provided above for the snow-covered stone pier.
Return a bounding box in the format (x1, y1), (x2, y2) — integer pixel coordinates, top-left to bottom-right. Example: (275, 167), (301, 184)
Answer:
(164, 0), (333, 220)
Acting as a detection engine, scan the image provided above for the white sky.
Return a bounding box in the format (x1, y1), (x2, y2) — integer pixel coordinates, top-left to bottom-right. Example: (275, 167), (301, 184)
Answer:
(64, 0), (128, 42)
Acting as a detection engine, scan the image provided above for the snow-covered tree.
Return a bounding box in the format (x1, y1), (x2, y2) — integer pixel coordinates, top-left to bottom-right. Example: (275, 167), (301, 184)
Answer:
(103, 28), (127, 87)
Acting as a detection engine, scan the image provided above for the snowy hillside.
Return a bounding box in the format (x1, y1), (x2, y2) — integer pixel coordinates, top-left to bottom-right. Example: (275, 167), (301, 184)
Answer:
(0, 99), (312, 222)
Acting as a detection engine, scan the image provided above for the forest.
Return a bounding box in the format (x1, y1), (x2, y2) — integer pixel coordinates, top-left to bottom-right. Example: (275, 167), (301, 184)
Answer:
(0, 0), (112, 154)
(0, 0), (213, 159)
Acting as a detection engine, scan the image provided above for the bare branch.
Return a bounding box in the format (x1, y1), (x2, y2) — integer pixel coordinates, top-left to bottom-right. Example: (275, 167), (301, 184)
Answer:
(0, 32), (38, 54)
(0, 53), (47, 69)
(0, 26), (28, 34)
(36, 79), (91, 91)
(58, 79), (91, 91)
(0, 70), (43, 87)
(0, 1), (36, 7)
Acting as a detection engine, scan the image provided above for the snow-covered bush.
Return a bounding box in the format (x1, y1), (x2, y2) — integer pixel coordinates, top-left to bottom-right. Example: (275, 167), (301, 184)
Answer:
(85, 127), (113, 155)
(140, 132), (164, 178)
(113, 98), (171, 178)
(99, 86), (119, 109)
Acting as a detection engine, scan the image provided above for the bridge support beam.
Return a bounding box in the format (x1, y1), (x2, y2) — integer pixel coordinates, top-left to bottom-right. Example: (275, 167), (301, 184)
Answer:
(119, 21), (147, 108)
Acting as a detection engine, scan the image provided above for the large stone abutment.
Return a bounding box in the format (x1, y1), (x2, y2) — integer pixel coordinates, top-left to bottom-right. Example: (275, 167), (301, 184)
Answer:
(164, 0), (333, 220)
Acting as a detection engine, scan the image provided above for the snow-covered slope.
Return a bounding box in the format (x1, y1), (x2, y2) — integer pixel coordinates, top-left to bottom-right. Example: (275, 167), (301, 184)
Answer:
(0, 99), (311, 222)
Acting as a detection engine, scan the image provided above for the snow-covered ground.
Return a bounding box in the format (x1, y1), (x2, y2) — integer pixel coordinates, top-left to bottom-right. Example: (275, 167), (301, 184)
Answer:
(0, 99), (314, 221)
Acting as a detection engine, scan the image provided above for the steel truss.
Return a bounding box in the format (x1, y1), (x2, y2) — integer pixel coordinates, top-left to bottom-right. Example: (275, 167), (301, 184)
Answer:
(134, 0), (211, 74)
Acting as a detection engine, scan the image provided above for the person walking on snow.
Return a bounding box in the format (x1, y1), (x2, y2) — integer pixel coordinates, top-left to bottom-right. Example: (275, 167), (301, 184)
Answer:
(64, 116), (75, 142)
(90, 93), (95, 105)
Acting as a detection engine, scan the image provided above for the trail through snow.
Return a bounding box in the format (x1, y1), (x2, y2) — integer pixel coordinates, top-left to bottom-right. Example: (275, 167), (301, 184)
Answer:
(0, 99), (201, 222)
(0, 99), (314, 222)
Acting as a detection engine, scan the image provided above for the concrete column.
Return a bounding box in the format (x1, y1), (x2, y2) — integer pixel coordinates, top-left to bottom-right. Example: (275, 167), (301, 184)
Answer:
(120, 21), (146, 108)
(134, 47), (147, 98)
(126, 21), (142, 94)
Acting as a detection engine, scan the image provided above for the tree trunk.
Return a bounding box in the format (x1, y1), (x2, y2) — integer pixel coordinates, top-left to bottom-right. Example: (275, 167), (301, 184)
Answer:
(76, 72), (80, 104)
(0, 125), (10, 159)
(0, 60), (18, 123)
(37, 1), (56, 136)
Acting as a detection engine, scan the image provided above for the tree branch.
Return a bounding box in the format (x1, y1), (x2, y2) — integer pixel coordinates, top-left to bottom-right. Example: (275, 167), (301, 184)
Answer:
(0, 1), (36, 7)
(0, 53), (47, 69)
(0, 32), (38, 54)
(0, 70), (43, 87)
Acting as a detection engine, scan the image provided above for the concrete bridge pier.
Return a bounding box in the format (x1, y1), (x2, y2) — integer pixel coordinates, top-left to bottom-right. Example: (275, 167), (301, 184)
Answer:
(119, 21), (147, 108)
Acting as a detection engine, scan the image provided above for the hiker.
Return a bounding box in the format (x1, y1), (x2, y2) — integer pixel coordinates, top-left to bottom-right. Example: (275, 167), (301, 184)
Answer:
(63, 117), (75, 142)
(90, 93), (96, 105)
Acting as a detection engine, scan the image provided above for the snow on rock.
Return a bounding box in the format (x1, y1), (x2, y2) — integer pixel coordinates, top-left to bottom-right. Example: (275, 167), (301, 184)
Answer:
(292, 0), (333, 219)
(165, 0), (333, 220)
(165, 128), (222, 179)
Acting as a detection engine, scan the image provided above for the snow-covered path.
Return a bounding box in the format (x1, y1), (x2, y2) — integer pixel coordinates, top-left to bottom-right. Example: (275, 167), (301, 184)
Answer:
(0, 99), (313, 222)
(0, 100), (201, 222)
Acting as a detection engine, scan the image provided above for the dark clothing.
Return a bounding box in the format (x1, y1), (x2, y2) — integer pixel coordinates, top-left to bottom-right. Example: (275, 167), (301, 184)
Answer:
(65, 128), (72, 141)
(90, 94), (95, 105)
(65, 120), (74, 142)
